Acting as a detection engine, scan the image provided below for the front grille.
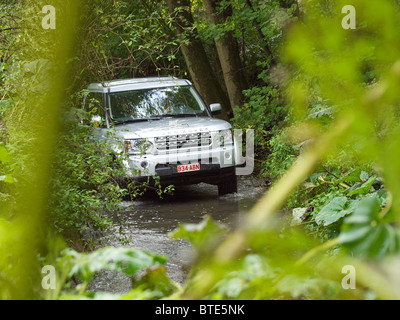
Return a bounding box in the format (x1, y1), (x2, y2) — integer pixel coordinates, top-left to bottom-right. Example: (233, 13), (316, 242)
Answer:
(155, 132), (212, 151)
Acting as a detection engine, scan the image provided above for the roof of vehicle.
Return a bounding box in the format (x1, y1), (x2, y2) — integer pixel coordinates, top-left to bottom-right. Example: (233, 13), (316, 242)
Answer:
(87, 77), (193, 93)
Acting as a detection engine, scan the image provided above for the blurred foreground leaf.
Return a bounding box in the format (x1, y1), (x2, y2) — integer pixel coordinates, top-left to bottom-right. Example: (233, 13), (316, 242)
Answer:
(169, 215), (227, 251)
(60, 247), (167, 283)
(339, 196), (400, 257)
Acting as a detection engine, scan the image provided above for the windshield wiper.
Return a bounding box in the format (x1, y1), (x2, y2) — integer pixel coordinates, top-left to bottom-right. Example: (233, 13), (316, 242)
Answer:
(159, 113), (198, 118)
(113, 117), (161, 125)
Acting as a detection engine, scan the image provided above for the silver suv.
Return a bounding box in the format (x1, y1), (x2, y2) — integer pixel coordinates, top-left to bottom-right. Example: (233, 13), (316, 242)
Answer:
(85, 77), (242, 195)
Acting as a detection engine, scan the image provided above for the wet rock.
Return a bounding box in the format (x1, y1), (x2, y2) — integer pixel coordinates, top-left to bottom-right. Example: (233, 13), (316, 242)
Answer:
(291, 206), (313, 225)
(291, 208), (307, 225)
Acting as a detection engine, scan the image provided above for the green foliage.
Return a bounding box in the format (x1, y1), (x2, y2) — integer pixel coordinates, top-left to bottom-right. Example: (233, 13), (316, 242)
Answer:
(348, 177), (377, 196)
(204, 254), (281, 299)
(203, 253), (345, 299)
(170, 209), (362, 299)
(47, 114), (126, 239)
(278, 0), (400, 260)
(4, 0), (400, 301)
(44, 245), (177, 299)
(0, 142), (15, 206)
(289, 163), (389, 243)
(62, 247), (167, 281)
(232, 85), (290, 182)
(233, 85), (286, 137)
(339, 196), (400, 258)
(169, 215), (227, 251)
(167, 0), (400, 301)
(75, 0), (183, 82)
(260, 128), (297, 181)
(0, 142), (14, 184)
(315, 196), (357, 227)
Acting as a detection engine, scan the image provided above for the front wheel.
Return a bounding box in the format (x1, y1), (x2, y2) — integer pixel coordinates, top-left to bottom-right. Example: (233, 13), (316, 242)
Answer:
(218, 174), (238, 196)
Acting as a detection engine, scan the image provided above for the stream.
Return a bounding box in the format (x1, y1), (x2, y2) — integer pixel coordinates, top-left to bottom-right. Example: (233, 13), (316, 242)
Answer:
(88, 176), (266, 294)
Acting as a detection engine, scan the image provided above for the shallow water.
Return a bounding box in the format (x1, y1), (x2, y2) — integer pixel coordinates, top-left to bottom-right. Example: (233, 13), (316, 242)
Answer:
(88, 177), (266, 294)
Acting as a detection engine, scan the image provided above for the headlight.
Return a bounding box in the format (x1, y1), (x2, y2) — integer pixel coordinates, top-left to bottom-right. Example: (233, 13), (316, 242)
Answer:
(214, 129), (233, 147)
(125, 139), (154, 155)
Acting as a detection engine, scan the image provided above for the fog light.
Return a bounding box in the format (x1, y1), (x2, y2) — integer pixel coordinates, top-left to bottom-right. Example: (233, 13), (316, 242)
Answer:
(140, 161), (149, 169)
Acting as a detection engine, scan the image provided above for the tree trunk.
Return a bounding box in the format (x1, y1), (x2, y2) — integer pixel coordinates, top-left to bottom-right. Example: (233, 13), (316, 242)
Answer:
(203, 0), (248, 112)
(166, 0), (231, 120)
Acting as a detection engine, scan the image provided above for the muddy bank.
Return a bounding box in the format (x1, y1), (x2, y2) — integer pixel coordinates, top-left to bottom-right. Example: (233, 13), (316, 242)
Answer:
(88, 176), (266, 294)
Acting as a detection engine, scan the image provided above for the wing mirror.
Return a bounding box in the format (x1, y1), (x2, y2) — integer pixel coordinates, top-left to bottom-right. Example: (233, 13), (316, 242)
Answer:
(209, 103), (222, 115)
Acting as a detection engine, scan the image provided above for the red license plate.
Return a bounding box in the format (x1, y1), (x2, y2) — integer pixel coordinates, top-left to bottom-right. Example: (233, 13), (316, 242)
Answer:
(177, 163), (200, 173)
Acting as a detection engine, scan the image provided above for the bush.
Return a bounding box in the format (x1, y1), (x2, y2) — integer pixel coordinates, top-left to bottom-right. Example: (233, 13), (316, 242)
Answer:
(47, 108), (127, 246)
(232, 84), (289, 182)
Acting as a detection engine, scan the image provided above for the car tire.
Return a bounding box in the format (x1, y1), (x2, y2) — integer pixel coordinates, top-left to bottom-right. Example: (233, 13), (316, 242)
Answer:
(218, 174), (237, 196)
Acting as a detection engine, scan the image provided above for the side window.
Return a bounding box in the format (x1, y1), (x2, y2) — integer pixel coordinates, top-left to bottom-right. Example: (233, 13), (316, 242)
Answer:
(85, 92), (107, 128)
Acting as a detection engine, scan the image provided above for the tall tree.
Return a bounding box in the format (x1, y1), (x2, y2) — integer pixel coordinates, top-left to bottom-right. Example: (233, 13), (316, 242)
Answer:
(166, 0), (231, 120)
(203, 0), (248, 112)
(244, 0), (275, 65)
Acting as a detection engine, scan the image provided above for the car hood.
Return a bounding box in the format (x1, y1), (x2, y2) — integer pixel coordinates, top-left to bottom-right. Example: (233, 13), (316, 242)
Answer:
(113, 116), (232, 139)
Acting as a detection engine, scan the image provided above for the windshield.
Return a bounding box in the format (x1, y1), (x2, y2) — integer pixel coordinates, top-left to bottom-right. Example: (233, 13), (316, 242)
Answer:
(108, 86), (208, 123)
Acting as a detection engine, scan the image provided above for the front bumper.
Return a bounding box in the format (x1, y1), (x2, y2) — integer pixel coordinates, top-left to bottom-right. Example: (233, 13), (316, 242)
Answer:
(135, 165), (236, 186)
(124, 145), (238, 186)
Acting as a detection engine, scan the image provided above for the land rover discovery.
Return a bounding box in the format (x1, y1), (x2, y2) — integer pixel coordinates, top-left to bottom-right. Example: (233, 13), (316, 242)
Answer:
(84, 77), (242, 196)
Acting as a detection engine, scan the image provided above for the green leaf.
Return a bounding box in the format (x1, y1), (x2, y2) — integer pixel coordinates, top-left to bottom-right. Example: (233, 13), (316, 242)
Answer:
(339, 196), (400, 257)
(309, 172), (324, 183)
(209, 255), (278, 299)
(60, 247), (167, 282)
(133, 266), (178, 298)
(336, 167), (371, 184)
(168, 215), (226, 250)
(347, 176), (376, 196)
(360, 171), (369, 182)
(315, 197), (358, 226)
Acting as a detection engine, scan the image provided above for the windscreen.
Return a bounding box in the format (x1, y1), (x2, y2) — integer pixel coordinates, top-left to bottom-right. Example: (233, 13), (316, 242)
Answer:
(108, 86), (207, 122)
